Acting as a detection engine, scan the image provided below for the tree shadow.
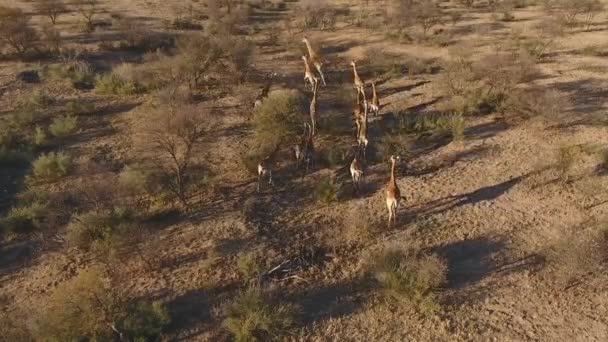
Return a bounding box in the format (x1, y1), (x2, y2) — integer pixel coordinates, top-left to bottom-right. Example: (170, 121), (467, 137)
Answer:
(433, 236), (506, 289)
(465, 120), (509, 140)
(288, 277), (371, 325)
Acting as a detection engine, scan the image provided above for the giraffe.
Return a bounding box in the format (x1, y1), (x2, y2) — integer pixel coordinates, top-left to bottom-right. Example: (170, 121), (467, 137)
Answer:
(302, 37), (327, 86)
(302, 55), (319, 91)
(357, 104), (369, 161)
(294, 123), (314, 174)
(350, 60), (367, 107)
(353, 92), (365, 139)
(386, 155), (401, 227)
(368, 81), (380, 116)
(310, 81), (319, 135)
(257, 155), (273, 192)
(350, 154), (364, 194)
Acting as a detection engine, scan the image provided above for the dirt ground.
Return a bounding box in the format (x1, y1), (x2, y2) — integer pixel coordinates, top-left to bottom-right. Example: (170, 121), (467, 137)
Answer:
(2, 0), (608, 341)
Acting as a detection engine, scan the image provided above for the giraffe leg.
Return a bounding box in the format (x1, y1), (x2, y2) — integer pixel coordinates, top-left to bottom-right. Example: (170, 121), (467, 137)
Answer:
(257, 175), (262, 192)
(316, 64), (326, 86)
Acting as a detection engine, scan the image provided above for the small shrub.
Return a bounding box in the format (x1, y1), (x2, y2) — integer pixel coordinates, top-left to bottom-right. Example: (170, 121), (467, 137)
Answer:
(30, 151), (72, 183)
(236, 249), (266, 283)
(368, 245), (447, 314)
(297, 0), (337, 30)
(0, 6), (40, 56)
(66, 99), (96, 115)
(45, 61), (95, 89)
(542, 226), (606, 288)
(377, 134), (410, 162)
(342, 204), (374, 244)
(35, 267), (121, 340)
(0, 202), (48, 234)
(119, 301), (170, 341)
(315, 176), (339, 204)
(118, 166), (158, 195)
(66, 208), (135, 252)
(253, 90), (306, 150)
(556, 145), (580, 183)
(34, 0), (68, 25)
(325, 146), (348, 168)
(95, 73), (141, 95)
(223, 286), (298, 342)
(49, 115), (78, 139)
(33, 126), (48, 146)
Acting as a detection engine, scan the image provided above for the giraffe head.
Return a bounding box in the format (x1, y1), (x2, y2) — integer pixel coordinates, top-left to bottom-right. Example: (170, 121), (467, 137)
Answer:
(390, 155), (400, 163)
(302, 55), (308, 62)
(350, 60), (357, 67)
(302, 37), (309, 43)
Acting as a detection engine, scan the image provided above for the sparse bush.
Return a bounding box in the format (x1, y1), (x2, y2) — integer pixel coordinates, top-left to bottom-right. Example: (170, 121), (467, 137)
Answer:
(174, 34), (224, 89)
(0, 202), (49, 234)
(368, 244), (447, 314)
(73, 0), (100, 32)
(377, 133), (410, 161)
(315, 176), (339, 204)
(298, 0), (337, 30)
(45, 61), (95, 89)
(554, 0), (603, 29)
(41, 24), (63, 54)
(66, 99), (96, 115)
(35, 0), (67, 25)
(96, 73), (141, 96)
(66, 208), (136, 253)
(29, 151), (72, 183)
(343, 204), (374, 244)
(386, 0), (443, 41)
(49, 115), (78, 140)
(236, 249), (266, 283)
(35, 267), (123, 340)
(253, 90), (306, 151)
(0, 6), (40, 56)
(543, 226), (606, 288)
(326, 145), (348, 168)
(224, 37), (255, 83)
(223, 286), (298, 342)
(134, 103), (214, 207)
(555, 145), (580, 183)
(118, 165), (159, 196)
(33, 126), (48, 146)
(119, 301), (170, 341)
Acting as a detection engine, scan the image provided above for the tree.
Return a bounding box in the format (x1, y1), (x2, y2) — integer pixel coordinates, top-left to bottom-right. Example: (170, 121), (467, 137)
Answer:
(175, 34), (224, 89)
(73, 0), (99, 31)
(135, 101), (214, 207)
(35, 0), (67, 25)
(0, 6), (39, 56)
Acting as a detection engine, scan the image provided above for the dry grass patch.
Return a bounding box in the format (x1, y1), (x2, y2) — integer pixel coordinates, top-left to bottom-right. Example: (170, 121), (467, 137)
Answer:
(222, 285), (298, 342)
(367, 244), (447, 315)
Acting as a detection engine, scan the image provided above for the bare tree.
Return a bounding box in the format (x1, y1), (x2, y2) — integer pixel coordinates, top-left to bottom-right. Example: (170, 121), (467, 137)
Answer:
(72, 0), (99, 31)
(135, 101), (214, 207)
(0, 6), (39, 56)
(35, 0), (68, 25)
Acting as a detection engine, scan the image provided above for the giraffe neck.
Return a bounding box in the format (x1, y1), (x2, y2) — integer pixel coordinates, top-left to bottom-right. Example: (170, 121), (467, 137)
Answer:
(305, 40), (315, 57)
(372, 83), (377, 99)
(352, 64), (360, 80)
(390, 160), (396, 186)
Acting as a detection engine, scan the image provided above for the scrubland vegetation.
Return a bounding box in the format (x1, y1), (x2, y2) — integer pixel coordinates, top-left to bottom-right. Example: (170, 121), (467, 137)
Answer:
(1, 0), (608, 340)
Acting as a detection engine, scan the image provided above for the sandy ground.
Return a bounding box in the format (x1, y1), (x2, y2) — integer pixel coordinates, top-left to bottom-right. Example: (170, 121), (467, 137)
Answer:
(2, 0), (608, 341)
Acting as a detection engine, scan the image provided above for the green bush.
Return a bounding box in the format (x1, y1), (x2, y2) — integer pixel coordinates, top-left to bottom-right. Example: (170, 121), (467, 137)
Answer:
(35, 267), (119, 341)
(96, 73), (141, 95)
(118, 166), (157, 195)
(33, 126), (48, 146)
(45, 63), (95, 89)
(368, 245), (447, 315)
(119, 301), (170, 341)
(315, 176), (339, 204)
(66, 208), (135, 252)
(0, 202), (48, 234)
(325, 146), (348, 168)
(253, 90), (306, 150)
(236, 249), (266, 284)
(223, 286), (298, 342)
(49, 115), (78, 139)
(66, 99), (96, 115)
(29, 151), (72, 183)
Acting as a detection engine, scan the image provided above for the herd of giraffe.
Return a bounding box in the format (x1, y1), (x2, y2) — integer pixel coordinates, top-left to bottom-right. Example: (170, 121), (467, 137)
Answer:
(257, 37), (402, 226)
